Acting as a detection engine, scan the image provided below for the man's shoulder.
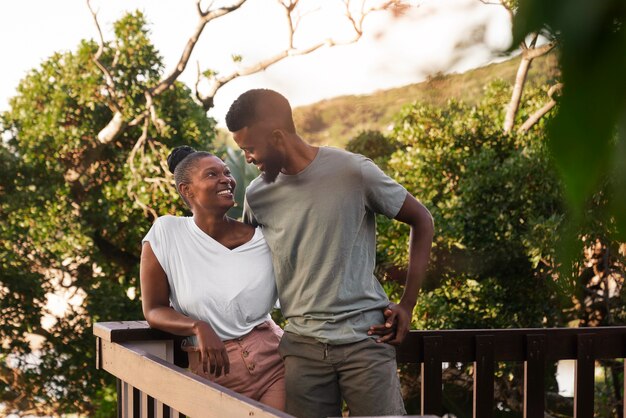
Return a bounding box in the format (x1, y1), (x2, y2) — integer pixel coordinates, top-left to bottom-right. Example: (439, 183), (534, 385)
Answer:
(320, 146), (361, 161)
(318, 146), (366, 173)
(245, 174), (265, 196)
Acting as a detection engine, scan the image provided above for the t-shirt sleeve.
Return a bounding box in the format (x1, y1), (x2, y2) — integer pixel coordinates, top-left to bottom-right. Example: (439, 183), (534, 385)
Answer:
(242, 195), (259, 227)
(142, 217), (169, 276)
(360, 156), (408, 218)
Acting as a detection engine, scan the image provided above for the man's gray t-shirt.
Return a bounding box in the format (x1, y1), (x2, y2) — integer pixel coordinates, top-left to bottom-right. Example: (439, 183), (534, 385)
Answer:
(243, 147), (408, 344)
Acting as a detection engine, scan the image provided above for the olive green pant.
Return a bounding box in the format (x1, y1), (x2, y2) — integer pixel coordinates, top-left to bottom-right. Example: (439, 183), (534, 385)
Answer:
(278, 331), (406, 418)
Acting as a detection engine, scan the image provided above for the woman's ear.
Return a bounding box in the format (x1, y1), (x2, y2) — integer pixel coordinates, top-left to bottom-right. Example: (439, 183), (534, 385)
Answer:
(179, 183), (193, 200)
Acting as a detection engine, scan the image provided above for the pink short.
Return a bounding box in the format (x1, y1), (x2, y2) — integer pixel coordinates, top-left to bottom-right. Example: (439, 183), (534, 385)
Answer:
(184, 320), (285, 410)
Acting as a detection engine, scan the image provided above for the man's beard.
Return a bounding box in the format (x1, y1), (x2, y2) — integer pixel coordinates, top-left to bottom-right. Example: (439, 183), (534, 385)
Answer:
(261, 153), (283, 183)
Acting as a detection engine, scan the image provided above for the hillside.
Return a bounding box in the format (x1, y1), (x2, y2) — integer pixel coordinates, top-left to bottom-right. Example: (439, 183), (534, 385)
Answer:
(293, 52), (560, 147)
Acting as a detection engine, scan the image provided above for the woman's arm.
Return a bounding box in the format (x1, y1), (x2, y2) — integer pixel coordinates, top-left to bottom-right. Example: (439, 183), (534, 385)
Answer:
(140, 242), (230, 377)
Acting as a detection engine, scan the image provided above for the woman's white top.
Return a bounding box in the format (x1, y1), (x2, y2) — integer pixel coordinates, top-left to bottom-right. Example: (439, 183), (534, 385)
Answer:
(142, 215), (278, 341)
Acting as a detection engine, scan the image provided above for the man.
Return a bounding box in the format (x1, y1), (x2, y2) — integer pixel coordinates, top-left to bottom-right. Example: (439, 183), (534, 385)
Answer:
(226, 89), (433, 417)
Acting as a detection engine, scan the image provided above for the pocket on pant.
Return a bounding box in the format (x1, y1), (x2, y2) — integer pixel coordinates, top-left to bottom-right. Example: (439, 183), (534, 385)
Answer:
(357, 337), (397, 361)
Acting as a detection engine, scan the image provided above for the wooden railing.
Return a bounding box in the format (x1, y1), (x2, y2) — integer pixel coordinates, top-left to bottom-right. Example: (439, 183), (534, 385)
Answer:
(95, 322), (626, 418)
(94, 321), (292, 418)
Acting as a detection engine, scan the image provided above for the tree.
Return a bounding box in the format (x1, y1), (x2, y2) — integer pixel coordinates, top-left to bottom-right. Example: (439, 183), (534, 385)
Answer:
(0, 12), (214, 415)
(377, 81), (577, 414)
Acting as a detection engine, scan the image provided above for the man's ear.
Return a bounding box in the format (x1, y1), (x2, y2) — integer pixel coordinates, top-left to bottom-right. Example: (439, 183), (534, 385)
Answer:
(271, 129), (287, 145)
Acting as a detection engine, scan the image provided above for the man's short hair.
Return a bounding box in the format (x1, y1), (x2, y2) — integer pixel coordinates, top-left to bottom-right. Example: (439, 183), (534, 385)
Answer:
(226, 89), (295, 133)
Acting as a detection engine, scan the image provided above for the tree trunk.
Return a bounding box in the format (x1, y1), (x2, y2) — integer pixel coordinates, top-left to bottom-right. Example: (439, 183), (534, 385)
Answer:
(504, 56), (531, 133)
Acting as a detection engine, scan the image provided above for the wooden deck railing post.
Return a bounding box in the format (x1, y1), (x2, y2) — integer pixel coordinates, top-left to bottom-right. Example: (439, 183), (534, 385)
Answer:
(421, 336), (443, 416)
(473, 335), (494, 418)
(575, 333), (595, 418)
(524, 334), (546, 418)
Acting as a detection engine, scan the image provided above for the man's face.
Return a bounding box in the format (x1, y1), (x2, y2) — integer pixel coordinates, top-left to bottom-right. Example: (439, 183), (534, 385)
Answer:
(233, 124), (284, 183)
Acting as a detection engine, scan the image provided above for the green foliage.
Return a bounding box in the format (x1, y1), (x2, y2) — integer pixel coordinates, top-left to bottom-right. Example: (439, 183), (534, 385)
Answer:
(220, 147), (260, 220)
(381, 81), (566, 329)
(513, 0), (626, 245)
(414, 277), (506, 330)
(345, 129), (401, 169)
(0, 12), (215, 415)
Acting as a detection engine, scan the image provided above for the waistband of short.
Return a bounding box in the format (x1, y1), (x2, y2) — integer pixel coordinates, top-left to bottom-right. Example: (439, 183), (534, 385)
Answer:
(181, 320), (275, 351)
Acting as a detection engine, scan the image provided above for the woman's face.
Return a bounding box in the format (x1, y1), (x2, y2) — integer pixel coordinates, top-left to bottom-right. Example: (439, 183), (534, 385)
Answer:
(184, 155), (237, 213)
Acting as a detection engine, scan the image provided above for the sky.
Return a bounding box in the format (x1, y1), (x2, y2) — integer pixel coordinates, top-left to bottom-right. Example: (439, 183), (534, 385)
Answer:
(0, 0), (513, 126)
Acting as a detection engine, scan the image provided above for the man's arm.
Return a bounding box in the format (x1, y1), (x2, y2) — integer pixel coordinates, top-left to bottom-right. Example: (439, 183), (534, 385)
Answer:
(369, 193), (434, 345)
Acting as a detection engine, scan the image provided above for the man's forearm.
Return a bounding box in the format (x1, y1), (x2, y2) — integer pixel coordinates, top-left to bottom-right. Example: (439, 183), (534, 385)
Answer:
(400, 221), (433, 308)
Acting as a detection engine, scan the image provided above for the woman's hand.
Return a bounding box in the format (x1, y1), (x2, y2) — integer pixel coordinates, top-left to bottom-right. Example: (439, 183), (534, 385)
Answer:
(193, 321), (230, 377)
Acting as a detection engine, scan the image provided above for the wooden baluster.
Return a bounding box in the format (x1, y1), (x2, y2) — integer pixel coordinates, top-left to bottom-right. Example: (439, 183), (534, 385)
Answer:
(133, 387), (141, 417)
(117, 379), (123, 418)
(524, 334), (546, 418)
(421, 336), (443, 416)
(474, 335), (494, 418)
(121, 381), (132, 417)
(154, 400), (165, 418)
(139, 392), (155, 418)
(575, 334), (594, 418)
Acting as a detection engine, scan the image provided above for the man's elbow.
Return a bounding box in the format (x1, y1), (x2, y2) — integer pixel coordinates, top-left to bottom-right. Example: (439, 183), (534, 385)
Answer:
(414, 204), (434, 238)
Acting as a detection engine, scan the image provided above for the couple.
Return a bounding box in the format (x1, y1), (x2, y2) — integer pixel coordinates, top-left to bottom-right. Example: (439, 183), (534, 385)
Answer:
(140, 89), (434, 417)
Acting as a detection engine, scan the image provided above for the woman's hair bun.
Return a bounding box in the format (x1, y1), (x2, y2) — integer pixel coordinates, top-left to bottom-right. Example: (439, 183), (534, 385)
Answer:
(167, 146), (196, 174)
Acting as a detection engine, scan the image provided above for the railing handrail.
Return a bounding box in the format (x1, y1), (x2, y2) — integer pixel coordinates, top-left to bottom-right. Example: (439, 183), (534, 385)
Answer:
(94, 320), (173, 343)
(396, 325), (626, 362)
(95, 320), (626, 361)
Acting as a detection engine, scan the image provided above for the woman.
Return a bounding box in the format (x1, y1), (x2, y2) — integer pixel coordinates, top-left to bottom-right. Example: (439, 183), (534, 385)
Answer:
(140, 146), (285, 410)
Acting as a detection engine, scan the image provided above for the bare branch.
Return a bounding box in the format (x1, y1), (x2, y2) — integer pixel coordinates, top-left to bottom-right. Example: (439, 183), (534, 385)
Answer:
(97, 111), (127, 144)
(151, 0), (247, 96)
(277, 0), (299, 48)
(145, 91), (166, 134)
(127, 118), (158, 220)
(504, 32), (558, 133)
(528, 32), (539, 49)
(197, 0), (390, 110)
(86, 0), (121, 113)
(195, 61), (204, 104)
(127, 110), (150, 128)
(503, 56), (531, 133)
(517, 83), (563, 134)
(525, 40), (557, 60)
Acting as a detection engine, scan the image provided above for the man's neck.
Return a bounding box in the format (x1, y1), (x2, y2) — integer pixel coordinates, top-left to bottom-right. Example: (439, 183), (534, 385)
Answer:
(282, 135), (319, 175)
